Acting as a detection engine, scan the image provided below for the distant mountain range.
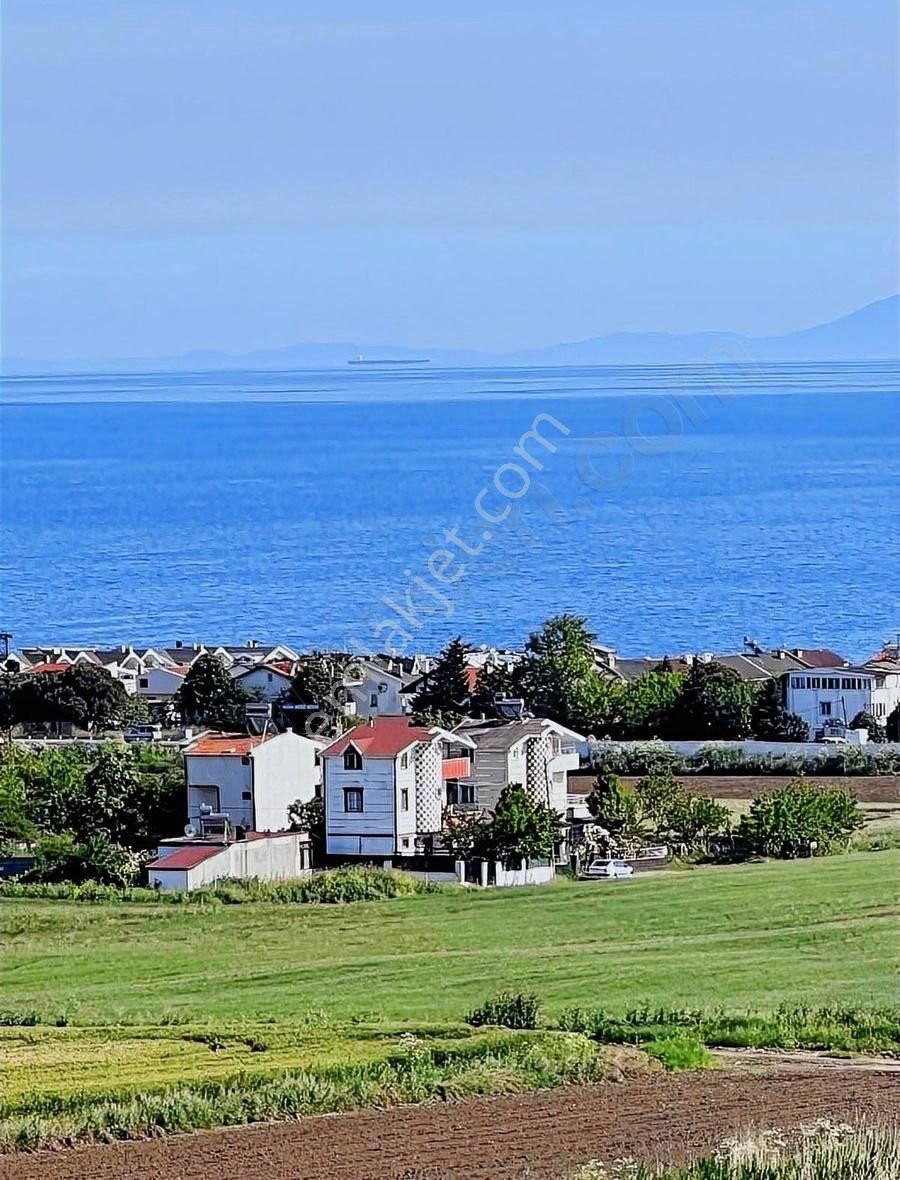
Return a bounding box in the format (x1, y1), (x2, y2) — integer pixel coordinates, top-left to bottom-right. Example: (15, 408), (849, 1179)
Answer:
(4, 295), (898, 375)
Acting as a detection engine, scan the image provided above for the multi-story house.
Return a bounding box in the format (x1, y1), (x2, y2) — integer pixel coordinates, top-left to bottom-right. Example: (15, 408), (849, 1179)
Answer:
(784, 663), (900, 737)
(321, 715), (475, 860)
(184, 729), (322, 832)
(453, 717), (584, 815)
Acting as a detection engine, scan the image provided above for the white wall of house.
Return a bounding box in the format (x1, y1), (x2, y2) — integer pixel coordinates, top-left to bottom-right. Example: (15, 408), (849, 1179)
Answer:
(136, 666), (185, 698)
(232, 666), (293, 701)
(786, 669), (879, 732)
(149, 832), (311, 891)
(343, 666), (408, 717)
(394, 752), (418, 853)
(186, 753), (253, 827)
(324, 750), (397, 857)
(251, 732), (320, 829)
(185, 732), (320, 832)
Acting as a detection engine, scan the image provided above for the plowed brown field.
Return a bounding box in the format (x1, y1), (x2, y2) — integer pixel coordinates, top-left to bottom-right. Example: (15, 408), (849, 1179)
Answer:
(3, 1068), (896, 1180)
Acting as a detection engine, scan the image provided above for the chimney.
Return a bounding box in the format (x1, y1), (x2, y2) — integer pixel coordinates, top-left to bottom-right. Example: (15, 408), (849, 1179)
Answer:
(368, 716), (375, 727)
(175, 640), (183, 649)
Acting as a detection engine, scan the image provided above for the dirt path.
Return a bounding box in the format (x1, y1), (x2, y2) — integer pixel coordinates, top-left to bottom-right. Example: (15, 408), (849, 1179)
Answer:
(3, 1068), (897, 1180)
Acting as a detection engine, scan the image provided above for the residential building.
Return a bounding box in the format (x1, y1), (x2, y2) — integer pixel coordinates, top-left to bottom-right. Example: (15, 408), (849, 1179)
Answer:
(320, 715), (475, 860)
(183, 729), (322, 832)
(784, 664), (900, 736)
(453, 717), (584, 815)
(232, 661), (295, 702)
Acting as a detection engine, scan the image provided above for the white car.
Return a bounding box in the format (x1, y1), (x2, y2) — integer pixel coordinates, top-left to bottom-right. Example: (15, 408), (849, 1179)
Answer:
(584, 858), (634, 879)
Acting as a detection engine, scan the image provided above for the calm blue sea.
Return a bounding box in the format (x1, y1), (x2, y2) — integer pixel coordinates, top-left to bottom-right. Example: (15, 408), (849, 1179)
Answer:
(1, 361), (898, 660)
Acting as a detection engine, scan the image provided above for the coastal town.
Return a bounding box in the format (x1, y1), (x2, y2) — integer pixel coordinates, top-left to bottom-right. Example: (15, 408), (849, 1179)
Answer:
(3, 620), (898, 891)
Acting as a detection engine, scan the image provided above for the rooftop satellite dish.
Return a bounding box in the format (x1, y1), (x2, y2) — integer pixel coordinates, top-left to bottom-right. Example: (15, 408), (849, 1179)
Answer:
(184, 823), (197, 838)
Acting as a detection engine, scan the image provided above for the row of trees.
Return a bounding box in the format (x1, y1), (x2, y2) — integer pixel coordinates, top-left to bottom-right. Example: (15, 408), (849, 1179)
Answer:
(0, 744), (184, 885)
(1, 653), (259, 735)
(582, 767), (865, 860)
(409, 617), (815, 741)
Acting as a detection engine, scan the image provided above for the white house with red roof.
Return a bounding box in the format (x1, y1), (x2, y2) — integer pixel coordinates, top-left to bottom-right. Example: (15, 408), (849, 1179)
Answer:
(184, 729), (322, 833)
(321, 716), (475, 860)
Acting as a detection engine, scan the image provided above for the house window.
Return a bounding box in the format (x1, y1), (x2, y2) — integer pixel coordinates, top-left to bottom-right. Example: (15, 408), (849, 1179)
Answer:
(370, 693), (379, 708)
(343, 787), (363, 813)
(400, 788), (409, 811)
(138, 677), (149, 688)
(400, 752), (408, 769)
(267, 672), (273, 682)
(820, 701), (832, 716)
(241, 790), (252, 800)
(446, 781), (475, 805)
(343, 748), (362, 771)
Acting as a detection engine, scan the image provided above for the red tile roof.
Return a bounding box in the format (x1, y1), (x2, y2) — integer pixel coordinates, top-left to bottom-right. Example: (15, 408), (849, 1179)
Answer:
(323, 715), (434, 759)
(28, 661), (71, 674)
(269, 660), (296, 676)
(185, 733), (275, 756)
(147, 845), (222, 871)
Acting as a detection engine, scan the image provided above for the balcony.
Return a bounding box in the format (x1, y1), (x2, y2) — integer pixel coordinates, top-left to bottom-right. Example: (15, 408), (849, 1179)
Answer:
(442, 756), (472, 779)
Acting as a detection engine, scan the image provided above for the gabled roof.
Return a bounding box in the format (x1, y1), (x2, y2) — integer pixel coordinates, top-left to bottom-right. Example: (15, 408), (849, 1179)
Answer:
(322, 715), (435, 759)
(185, 732), (276, 756)
(232, 662), (293, 682)
(789, 648), (848, 668)
(27, 661), (71, 675)
(455, 717), (584, 751)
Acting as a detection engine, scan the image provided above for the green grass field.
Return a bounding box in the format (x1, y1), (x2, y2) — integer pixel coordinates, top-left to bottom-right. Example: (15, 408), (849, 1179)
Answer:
(2, 852), (897, 1025)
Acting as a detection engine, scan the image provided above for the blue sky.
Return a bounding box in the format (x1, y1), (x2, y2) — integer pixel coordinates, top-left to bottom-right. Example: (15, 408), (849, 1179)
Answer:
(2, 0), (897, 359)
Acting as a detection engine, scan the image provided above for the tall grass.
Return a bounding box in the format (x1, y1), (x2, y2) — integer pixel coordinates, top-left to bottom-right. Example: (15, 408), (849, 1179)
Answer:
(0, 866), (448, 906)
(570, 1121), (900, 1178)
(557, 1004), (900, 1054)
(0, 1031), (605, 1153)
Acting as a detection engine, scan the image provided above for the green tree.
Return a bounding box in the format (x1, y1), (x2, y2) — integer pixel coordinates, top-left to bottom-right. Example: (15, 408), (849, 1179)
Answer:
(585, 768), (640, 837)
(521, 615), (605, 732)
(441, 808), (490, 859)
(27, 831), (141, 887)
(176, 654), (248, 729)
(0, 753), (36, 846)
(751, 680), (810, 742)
(633, 769), (683, 829)
(411, 637), (471, 722)
(886, 704), (900, 743)
(284, 651), (353, 737)
(668, 660), (755, 739)
(479, 784), (562, 863)
(619, 670), (684, 739)
(738, 782), (864, 858)
(663, 792), (731, 853)
(848, 711), (885, 742)
(13, 744), (183, 851)
(55, 664), (130, 732)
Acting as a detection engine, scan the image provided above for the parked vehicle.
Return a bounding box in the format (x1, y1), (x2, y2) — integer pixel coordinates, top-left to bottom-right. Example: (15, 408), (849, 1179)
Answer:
(583, 858), (634, 879)
(124, 723), (163, 743)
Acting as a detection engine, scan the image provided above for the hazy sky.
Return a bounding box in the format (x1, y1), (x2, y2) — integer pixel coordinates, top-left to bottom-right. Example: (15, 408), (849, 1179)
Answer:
(2, 0), (897, 360)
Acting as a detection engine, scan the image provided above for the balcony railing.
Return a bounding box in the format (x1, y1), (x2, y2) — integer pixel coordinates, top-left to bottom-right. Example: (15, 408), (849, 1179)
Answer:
(442, 756), (472, 779)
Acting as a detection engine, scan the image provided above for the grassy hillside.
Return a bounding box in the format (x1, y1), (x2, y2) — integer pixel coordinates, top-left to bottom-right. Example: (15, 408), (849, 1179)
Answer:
(2, 852), (897, 1024)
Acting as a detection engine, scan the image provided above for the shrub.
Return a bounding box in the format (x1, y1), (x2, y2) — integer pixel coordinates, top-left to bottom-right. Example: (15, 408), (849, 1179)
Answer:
(738, 782), (865, 858)
(643, 1035), (712, 1071)
(26, 832), (142, 887)
(466, 991), (542, 1030)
